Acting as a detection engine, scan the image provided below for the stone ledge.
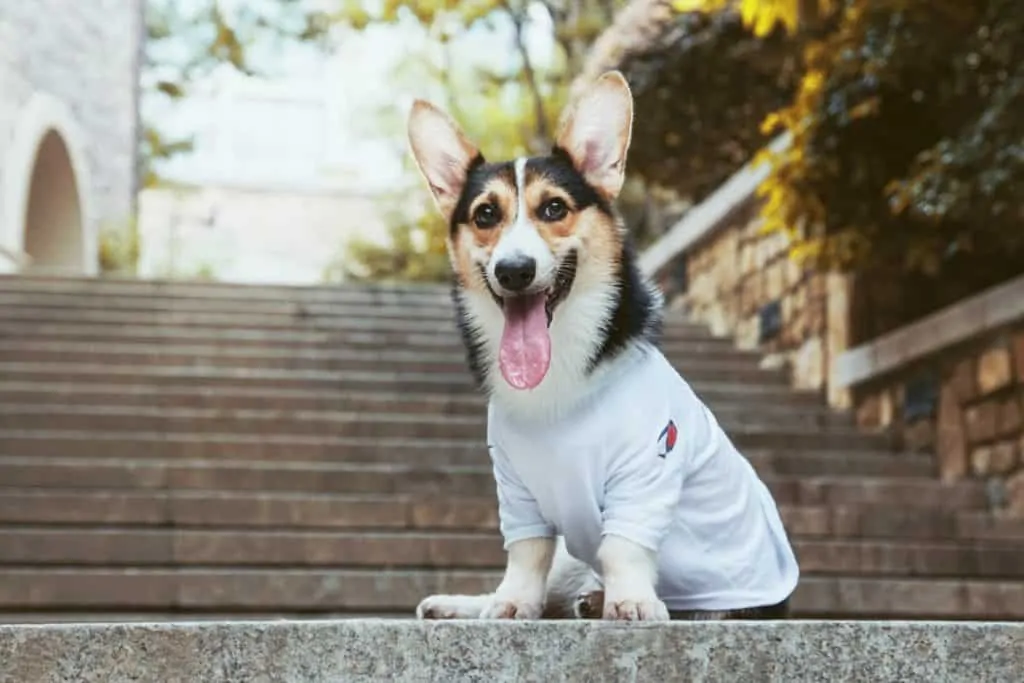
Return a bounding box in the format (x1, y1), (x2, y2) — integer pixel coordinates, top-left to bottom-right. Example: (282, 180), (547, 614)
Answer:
(0, 620), (1021, 682)
(833, 273), (1024, 390)
(638, 133), (791, 278)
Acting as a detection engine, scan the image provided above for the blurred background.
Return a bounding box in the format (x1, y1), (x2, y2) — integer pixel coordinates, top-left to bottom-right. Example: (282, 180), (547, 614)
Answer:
(0, 0), (1021, 621)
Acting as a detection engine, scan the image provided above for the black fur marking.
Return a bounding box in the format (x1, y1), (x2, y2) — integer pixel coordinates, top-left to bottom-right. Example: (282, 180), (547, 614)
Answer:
(449, 156), (512, 237)
(530, 149), (614, 216)
(544, 249), (578, 327)
(450, 276), (490, 389)
(479, 264), (502, 307)
(588, 238), (662, 373)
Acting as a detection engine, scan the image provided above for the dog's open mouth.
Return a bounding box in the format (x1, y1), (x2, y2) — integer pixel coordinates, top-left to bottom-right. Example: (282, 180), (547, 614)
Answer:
(488, 250), (578, 391)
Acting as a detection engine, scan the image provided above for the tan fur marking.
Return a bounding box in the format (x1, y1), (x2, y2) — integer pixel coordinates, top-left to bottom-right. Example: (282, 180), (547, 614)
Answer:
(519, 174), (622, 268)
(465, 178), (517, 247)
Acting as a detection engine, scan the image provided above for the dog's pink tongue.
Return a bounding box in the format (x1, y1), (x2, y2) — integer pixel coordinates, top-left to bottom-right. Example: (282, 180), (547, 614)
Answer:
(499, 293), (551, 390)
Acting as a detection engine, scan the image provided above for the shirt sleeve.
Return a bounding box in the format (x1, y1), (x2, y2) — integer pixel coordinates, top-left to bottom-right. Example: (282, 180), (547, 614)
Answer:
(489, 442), (556, 549)
(601, 405), (714, 552)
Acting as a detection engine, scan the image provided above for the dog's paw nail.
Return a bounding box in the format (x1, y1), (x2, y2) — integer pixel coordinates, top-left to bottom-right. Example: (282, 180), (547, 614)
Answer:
(416, 595), (479, 619)
(603, 597), (669, 622)
(481, 599), (542, 620)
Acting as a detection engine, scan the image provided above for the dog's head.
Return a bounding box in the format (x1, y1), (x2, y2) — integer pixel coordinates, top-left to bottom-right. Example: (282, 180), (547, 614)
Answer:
(407, 71), (634, 393)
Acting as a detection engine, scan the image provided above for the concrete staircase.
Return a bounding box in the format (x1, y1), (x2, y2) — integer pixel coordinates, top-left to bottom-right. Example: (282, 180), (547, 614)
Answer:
(0, 275), (1022, 621)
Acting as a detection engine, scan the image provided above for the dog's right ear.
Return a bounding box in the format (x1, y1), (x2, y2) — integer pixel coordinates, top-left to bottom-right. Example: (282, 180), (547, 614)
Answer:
(407, 101), (480, 222)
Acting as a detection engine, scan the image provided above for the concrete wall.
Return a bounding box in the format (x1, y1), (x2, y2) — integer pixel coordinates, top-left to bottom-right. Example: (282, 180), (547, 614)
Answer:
(0, 621), (1021, 682)
(137, 185), (395, 285)
(0, 0), (141, 275)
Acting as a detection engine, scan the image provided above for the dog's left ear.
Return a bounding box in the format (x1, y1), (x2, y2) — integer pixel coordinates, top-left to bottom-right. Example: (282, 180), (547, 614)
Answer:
(555, 71), (634, 200)
(407, 101), (480, 222)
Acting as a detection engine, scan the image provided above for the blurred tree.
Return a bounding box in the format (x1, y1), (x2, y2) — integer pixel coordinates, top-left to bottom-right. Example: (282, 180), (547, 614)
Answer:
(142, 0), (332, 187)
(336, 0), (629, 282)
(677, 0), (1024, 278)
(676, 0), (1024, 335)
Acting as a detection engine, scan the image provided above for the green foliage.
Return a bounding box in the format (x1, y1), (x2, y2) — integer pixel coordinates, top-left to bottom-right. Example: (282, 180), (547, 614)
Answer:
(142, 1), (630, 282)
(331, 197), (451, 283)
(97, 218), (142, 276)
(664, 0), (1024, 337)
(337, 0), (623, 282)
(142, 0), (331, 187)
(681, 0), (1024, 284)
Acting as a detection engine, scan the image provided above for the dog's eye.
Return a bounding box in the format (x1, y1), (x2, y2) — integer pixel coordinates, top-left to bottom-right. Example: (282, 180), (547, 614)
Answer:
(539, 198), (569, 222)
(473, 203), (501, 229)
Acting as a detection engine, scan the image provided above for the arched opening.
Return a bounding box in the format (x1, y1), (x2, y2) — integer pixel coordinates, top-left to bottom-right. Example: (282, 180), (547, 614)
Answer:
(22, 130), (85, 272)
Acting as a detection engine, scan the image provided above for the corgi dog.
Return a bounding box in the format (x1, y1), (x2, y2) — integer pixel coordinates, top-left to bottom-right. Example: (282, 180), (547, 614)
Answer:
(406, 71), (799, 621)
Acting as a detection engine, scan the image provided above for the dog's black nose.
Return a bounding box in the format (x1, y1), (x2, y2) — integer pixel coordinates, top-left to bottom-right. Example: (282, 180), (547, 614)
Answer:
(495, 256), (537, 292)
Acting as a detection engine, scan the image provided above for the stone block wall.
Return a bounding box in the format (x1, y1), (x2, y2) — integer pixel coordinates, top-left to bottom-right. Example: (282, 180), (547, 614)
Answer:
(855, 325), (1024, 514)
(673, 196), (833, 392)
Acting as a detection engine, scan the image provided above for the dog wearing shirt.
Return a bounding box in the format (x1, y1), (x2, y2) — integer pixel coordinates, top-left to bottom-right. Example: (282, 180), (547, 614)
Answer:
(406, 70), (799, 621)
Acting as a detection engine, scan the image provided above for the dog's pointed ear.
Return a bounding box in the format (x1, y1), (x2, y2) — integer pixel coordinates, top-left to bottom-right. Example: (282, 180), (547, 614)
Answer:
(407, 101), (480, 221)
(555, 71), (634, 200)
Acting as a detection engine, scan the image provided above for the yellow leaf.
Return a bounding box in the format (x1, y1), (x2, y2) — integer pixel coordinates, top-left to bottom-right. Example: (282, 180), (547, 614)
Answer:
(671, 0), (715, 12)
(740, 0), (761, 27)
(760, 111), (783, 135)
(777, 0), (800, 33)
(848, 96), (880, 120)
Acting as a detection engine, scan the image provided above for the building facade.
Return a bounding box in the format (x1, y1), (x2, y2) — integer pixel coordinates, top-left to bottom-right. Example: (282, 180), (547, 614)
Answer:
(0, 0), (141, 275)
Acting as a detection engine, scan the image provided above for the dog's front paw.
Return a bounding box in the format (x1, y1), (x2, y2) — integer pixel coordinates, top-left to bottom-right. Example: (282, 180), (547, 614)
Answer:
(602, 592), (669, 622)
(480, 595), (543, 620)
(416, 594), (488, 619)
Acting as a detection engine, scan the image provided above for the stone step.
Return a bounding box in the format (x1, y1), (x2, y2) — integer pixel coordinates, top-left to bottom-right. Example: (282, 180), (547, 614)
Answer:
(0, 321), (738, 356)
(0, 568), (1019, 618)
(0, 444), (933, 486)
(0, 337), (770, 368)
(0, 384), (487, 416)
(0, 489), (1018, 542)
(0, 282), (697, 329)
(0, 293), (458, 321)
(0, 419), (892, 457)
(1, 621), (1020, 681)
(0, 612), (416, 623)
(0, 384), (850, 425)
(0, 405), (868, 442)
(0, 364), (824, 403)
(0, 274), (453, 301)
(0, 307), (713, 339)
(0, 491), (498, 532)
(0, 528), (1019, 580)
(0, 459), (986, 508)
(0, 321), (483, 351)
(0, 345), (786, 385)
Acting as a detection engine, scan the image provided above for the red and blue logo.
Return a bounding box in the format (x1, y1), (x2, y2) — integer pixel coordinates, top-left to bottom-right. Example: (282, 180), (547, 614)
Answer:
(657, 420), (678, 458)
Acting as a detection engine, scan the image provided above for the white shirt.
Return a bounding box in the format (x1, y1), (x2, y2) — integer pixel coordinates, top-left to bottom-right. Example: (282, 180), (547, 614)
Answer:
(487, 344), (800, 611)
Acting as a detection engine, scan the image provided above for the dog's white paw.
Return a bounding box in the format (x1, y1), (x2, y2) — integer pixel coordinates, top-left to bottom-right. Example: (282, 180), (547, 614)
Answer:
(480, 595), (543, 620)
(416, 594), (489, 620)
(602, 592), (670, 621)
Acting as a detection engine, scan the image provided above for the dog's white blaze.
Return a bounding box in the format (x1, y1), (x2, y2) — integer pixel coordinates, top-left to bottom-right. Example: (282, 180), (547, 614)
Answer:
(486, 157), (555, 285)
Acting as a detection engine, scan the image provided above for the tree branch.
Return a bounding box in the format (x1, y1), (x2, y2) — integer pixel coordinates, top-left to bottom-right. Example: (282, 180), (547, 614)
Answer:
(500, 0), (550, 150)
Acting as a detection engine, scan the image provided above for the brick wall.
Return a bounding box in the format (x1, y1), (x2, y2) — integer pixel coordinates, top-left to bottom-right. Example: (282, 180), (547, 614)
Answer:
(671, 196), (835, 393)
(0, 0), (141, 246)
(854, 326), (1024, 514)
